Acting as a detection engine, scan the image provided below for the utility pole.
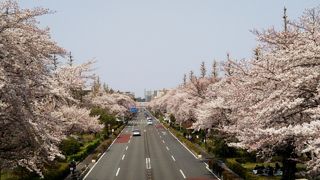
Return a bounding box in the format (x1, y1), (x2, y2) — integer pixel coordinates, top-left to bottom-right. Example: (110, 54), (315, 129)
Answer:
(68, 52), (73, 66)
(189, 70), (194, 82)
(53, 54), (58, 70)
(211, 60), (218, 79)
(200, 61), (206, 78)
(283, 7), (288, 33)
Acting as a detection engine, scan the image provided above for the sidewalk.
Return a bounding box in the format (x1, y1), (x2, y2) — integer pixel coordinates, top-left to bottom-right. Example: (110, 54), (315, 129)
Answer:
(64, 132), (122, 180)
(64, 141), (106, 180)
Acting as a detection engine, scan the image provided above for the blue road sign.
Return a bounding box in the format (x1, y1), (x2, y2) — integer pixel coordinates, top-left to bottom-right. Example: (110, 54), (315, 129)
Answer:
(130, 107), (138, 113)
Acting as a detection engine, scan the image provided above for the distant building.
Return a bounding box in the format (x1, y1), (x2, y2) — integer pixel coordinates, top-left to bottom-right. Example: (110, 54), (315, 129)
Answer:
(144, 90), (153, 102)
(144, 89), (168, 102)
(154, 89), (167, 99)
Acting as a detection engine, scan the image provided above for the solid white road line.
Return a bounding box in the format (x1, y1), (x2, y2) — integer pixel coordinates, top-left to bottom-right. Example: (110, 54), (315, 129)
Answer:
(146, 110), (221, 180)
(171, 155), (176, 162)
(166, 146), (169, 151)
(167, 129), (197, 159)
(126, 146), (128, 151)
(122, 154), (125, 160)
(83, 127), (125, 179)
(128, 139), (131, 143)
(179, 169), (186, 179)
(146, 158), (151, 169)
(116, 167), (120, 176)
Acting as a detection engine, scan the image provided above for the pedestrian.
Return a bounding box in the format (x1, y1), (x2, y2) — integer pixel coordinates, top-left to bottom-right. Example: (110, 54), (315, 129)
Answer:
(69, 159), (76, 174)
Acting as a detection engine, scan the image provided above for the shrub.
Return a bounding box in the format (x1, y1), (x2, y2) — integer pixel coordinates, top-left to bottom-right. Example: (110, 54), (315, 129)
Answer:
(209, 159), (224, 177)
(43, 162), (69, 180)
(86, 139), (100, 153)
(0, 170), (21, 180)
(169, 114), (176, 126)
(59, 137), (81, 156)
(225, 159), (247, 178)
(225, 158), (256, 179)
(222, 170), (243, 180)
(113, 125), (124, 136)
(81, 134), (95, 143)
(68, 139), (100, 161)
(90, 107), (117, 127)
(96, 139), (112, 152)
(158, 116), (164, 122)
(235, 156), (256, 164)
(212, 139), (237, 158)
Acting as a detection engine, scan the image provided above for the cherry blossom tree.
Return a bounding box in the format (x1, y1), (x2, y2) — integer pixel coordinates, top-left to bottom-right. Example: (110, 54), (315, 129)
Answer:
(51, 105), (103, 135)
(0, 0), (65, 175)
(149, 5), (320, 178)
(0, 1), (103, 177)
(150, 75), (211, 125)
(223, 8), (320, 178)
(85, 82), (136, 118)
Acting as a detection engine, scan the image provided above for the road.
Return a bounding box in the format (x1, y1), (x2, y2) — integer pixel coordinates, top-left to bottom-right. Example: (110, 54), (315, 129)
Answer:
(84, 109), (217, 180)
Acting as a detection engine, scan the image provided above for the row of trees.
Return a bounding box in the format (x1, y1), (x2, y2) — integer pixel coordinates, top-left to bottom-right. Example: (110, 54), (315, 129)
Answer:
(0, 1), (135, 177)
(149, 7), (320, 179)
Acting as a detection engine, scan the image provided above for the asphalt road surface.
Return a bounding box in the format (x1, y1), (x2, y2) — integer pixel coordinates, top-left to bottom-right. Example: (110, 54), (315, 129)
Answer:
(84, 109), (218, 180)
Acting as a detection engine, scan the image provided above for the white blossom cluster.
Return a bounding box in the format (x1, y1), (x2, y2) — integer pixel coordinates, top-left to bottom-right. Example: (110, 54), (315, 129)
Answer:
(85, 84), (136, 118)
(0, 1), (133, 177)
(149, 7), (320, 176)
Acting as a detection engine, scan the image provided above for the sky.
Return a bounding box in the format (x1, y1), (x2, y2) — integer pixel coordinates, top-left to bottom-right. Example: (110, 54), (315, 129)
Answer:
(18, 0), (319, 97)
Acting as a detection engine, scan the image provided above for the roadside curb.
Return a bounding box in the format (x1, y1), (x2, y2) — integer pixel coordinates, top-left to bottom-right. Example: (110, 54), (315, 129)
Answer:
(148, 111), (221, 180)
(163, 124), (221, 180)
(82, 127), (126, 179)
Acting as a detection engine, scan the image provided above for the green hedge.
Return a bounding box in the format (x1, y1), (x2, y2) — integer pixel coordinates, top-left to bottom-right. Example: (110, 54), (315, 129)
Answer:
(68, 139), (100, 162)
(222, 170), (243, 180)
(43, 162), (70, 180)
(0, 170), (20, 180)
(226, 158), (256, 179)
(59, 137), (81, 156)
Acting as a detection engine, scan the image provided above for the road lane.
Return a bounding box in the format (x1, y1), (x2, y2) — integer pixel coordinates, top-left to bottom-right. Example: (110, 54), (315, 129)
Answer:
(147, 110), (218, 180)
(84, 126), (132, 180)
(84, 109), (217, 180)
(146, 124), (184, 180)
(116, 116), (146, 180)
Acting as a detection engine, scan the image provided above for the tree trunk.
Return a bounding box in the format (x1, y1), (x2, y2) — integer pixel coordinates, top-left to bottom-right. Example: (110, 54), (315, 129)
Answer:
(280, 141), (297, 180)
(281, 157), (297, 180)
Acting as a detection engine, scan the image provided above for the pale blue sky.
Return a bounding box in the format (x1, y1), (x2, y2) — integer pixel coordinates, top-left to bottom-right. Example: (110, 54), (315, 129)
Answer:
(19, 0), (319, 97)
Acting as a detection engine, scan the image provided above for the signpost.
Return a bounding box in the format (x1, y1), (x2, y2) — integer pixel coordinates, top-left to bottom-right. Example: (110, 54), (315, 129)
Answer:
(130, 107), (138, 113)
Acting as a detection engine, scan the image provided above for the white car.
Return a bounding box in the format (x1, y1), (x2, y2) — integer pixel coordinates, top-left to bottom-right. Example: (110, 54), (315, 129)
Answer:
(132, 129), (141, 136)
(147, 120), (153, 125)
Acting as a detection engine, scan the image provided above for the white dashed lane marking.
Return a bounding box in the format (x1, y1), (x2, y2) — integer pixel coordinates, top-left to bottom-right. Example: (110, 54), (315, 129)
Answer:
(116, 168), (120, 176)
(180, 169), (186, 179)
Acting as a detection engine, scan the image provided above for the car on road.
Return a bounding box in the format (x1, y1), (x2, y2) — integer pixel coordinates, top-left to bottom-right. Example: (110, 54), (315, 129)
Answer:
(132, 129), (141, 136)
(147, 119), (153, 125)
